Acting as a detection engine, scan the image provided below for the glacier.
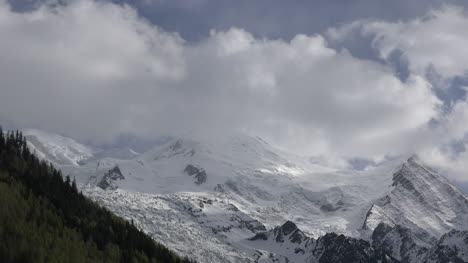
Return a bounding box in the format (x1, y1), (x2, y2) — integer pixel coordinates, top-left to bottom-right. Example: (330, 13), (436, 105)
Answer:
(24, 129), (468, 263)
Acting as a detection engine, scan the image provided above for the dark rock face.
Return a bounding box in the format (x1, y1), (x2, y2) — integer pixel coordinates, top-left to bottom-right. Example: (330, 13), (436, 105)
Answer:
(315, 233), (398, 263)
(249, 220), (311, 246)
(238, 217), (267, 232)
(362, 155), (468, 263)
(273, 221), (308, 244)
(370, 222), (468, 263)
(421, 230), (468, 263)
(248, 220), (399, 263)
(281, 221), (299, 236)
(184, 164), (207, 185)
(194, 170), (207, 185)
(97, 166), (125, 190)
(372, 222), (428, 263)
(184, 164), (199, 175)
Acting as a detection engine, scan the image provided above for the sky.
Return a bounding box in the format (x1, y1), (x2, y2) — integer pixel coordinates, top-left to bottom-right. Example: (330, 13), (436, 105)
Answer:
(2, 0), (468, 185)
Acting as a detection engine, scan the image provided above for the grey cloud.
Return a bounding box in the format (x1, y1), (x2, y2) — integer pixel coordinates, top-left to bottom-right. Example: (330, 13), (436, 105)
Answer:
(0, 0), (441, 163)
(329, 6), (468, 80)
(4, 0), (468, 186)
(328, 5), (468, 182)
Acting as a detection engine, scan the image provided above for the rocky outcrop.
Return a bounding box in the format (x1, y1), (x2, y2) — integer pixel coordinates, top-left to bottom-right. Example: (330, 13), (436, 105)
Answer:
(362, 156), (468, 262)
(316, 233), (397, 263)
(248, 221), (398, 263)
(184, 164), (207, 185)
(365, 159), (467, 232)
(97, 166), (125, 190)
(371, 222), (429, 262)
(273, 221), (309, 244)
(420, 230), (468, 263)
(371, 221), (468, 263)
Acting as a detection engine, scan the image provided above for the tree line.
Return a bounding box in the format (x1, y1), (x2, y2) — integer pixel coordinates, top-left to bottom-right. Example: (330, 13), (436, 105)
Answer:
(0, 127), (195, 263)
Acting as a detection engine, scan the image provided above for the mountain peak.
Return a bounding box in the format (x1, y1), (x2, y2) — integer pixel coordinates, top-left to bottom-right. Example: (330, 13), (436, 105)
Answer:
(23, 129), (94, 166)
(280, 220), (299, 236)
(407, 154), (421, 164)
(392, 154), (439, 189)
(364, 155), (468, 245)
(272, 220), (309, 244)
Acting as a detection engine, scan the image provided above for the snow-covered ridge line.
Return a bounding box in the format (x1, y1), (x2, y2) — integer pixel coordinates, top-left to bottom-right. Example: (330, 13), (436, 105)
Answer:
(24, 129), (95, 166)
(25, 129), (468, 263)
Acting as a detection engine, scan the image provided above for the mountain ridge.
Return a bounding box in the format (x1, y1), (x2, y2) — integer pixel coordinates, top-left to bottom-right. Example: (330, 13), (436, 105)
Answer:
(0, 128), (193, 263)
(22, 129), (468, 263)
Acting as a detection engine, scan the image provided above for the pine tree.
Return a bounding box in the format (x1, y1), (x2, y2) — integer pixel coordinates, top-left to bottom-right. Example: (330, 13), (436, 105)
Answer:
(0, 127), (195, 263)
(72, 177), (77, 193)
(0, 125), (4, 150)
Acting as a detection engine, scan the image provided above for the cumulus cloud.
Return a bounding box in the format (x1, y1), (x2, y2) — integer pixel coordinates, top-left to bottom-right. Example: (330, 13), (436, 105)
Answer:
(415, 93), (468, 181)
(0, 0), (443, 163)
(0, 0), (185, 141)
(328, 5), (468, 181)
(420, 146), (468, 182)
(330, 5), (468, 80)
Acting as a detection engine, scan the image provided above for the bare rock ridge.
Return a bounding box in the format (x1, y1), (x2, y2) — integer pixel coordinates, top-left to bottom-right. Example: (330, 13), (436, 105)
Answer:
(249, 219), (468, 263)
(21, 130), (468, 263)
(421, 229), (468, 263)
(371, 222), (429, 263)
(97, 166), (125, 190)
(273, 220), (309, 243)
(184, 164), (207, 185)
(248, 221), (398, 263)
(364, 156), (468, 262)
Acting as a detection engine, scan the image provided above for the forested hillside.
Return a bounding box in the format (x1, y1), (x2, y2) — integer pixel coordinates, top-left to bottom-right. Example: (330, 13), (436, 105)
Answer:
(0, 127), (194, 263)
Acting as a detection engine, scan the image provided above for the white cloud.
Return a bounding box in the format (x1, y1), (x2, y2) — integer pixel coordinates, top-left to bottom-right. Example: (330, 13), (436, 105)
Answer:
(420, 146), (468, 183)
(0, 0), (442, 162)
(417, 96), (468, 182)
(331, 6), (468, 80)
(326, 5), (468, 182)
(0, 0), (185, 141)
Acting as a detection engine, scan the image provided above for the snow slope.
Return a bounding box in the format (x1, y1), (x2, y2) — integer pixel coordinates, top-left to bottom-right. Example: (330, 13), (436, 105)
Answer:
(24, 129), (94, 166)
(74, 134), (396, 238)
(25, 129), (468, 263)
(363, 156), (468, 262)
(364, 156), (468, 237)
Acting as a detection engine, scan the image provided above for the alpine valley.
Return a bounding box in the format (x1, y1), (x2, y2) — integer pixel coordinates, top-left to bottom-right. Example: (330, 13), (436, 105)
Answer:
(24, 129), (468, 263)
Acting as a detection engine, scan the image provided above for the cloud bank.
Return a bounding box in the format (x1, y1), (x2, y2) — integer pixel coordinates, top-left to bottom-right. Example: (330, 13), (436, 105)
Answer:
(328, 5), (468, 180)
(2, 0), (468, 182)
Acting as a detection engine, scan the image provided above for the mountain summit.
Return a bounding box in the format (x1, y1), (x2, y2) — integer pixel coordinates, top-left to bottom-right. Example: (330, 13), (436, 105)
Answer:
(21, 130), (468, 263)
(364, 156), (468, 262)
(364, 156), (468, 237)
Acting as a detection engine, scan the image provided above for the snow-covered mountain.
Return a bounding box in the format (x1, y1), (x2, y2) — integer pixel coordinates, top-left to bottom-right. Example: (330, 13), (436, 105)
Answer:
(25, 129), (468, 263)
(422, 230), (468, 263)
(246, 220), (397, 263)
(364, 156), (468, 237)
(364, 156), (468, 262)
(24, 129), (95, 166)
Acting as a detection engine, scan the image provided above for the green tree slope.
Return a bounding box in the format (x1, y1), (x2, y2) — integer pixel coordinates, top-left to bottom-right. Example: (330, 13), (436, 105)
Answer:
(0, 127), (194, 263)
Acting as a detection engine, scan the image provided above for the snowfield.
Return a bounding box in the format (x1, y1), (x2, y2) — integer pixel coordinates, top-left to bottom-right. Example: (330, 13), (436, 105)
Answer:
(26, 129), (468, 263)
